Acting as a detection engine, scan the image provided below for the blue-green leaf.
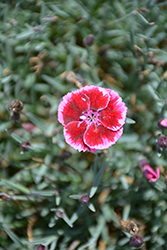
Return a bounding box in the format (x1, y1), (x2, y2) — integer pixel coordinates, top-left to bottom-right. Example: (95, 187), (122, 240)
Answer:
(126, 117), (136, 124)
(89, 160), (106, 198)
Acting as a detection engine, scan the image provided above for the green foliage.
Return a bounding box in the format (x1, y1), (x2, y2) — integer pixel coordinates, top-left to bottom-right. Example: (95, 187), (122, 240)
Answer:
(1, 0), (167, 249)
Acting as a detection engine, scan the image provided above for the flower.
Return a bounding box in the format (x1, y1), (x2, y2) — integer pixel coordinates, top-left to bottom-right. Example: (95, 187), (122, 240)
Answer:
(58, 85), (127, 152)
(158, 118), (167, 129)
(129, 235), (143, 248)
(139, 159), (160, 182)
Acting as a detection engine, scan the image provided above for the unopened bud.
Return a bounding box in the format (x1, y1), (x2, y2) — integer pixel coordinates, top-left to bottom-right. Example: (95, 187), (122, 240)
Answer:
(84, 34), (95, 46)
(35, 244), (48, 250)
(129, 235), (143, 248)
(22, 123), (36, 132)
(158, 118), (167, 129)
(20, 141), (31, 152)
(158, 135), (167, 149)
(53, 189), (61, 196)
(34, 26), (41, 32)
(56, 210), (64, 218)
(79, 194), (90, 205)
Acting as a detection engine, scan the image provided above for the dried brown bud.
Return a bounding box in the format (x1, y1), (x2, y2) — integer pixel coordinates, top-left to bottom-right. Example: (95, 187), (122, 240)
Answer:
(10, 111), (20, 123)
(3, 68), (11, 75)
(59, 71), (88, 88)
(114, 212), (139, 235)
(10, 19), (18, 26)
(133, 45), (143, 55)
(8, 99), (24, 112)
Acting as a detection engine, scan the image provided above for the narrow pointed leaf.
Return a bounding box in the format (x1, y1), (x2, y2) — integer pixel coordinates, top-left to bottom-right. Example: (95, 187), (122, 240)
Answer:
(69, 194), (81, 199)
(5, 129), (34, 151)
(42, 74), (67, 93)
(24, 111), (46, 131)
(1, 179), (30, 194)
(70, 206), (84, 224)
(55, 196), (61, 206)
(126, 117), (136, 124)
(5, 129), (24, 144)
(23, 235), (59, 245)
(89, 160), (106, 198)
(3, 225), (23, 247)
(63, 213), (73, 228)
(88, 203), (96, 212)
(50, 239), (58, 250)
(49, 217), (56, 228)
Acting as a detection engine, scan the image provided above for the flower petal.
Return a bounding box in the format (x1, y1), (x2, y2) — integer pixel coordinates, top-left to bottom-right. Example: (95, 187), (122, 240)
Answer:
(84, 123), (123, 149)
(150, 168), (160, 182)
(64, 121), (90, 152)
(81, 85), (110, 111)
(142, 165), (160, 182)
(142, 165), (154, 174)
(58, 90), (89, 126)
(99, 89), (127, 131)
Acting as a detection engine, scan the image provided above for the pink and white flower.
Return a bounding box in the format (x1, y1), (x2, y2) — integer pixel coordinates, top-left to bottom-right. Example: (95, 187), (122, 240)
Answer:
(139, 159), (160, 182)
(58, 85), (127, 152)
(158, 118), (167, 129)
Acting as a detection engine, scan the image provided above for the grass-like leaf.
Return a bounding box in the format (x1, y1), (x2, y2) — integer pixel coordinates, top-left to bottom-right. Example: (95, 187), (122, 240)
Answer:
(89, 160), (106, 198)
(1, 179), (30, 194)
(3, 225), (24, 248)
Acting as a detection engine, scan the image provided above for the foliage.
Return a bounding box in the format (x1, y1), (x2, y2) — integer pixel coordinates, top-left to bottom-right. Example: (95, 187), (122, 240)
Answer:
(1, 0), (167, 249)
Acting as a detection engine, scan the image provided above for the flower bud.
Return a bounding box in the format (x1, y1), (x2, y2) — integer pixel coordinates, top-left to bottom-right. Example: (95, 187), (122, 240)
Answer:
(20, 141), (31, 152)
(158, 118), (167, 129)
(56, 210), (64, 218)
(129, 235), (143, 248)
(34, 26), (41, 32)
(35, 245), (48, 250)
(158, 135), (167, 149)
(79, 194), (90, 205)
(84, 34), (95, 46)
(53, 188), (61, 196)
(141, 165), (160, 182)
(22, 123), (36, 132)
